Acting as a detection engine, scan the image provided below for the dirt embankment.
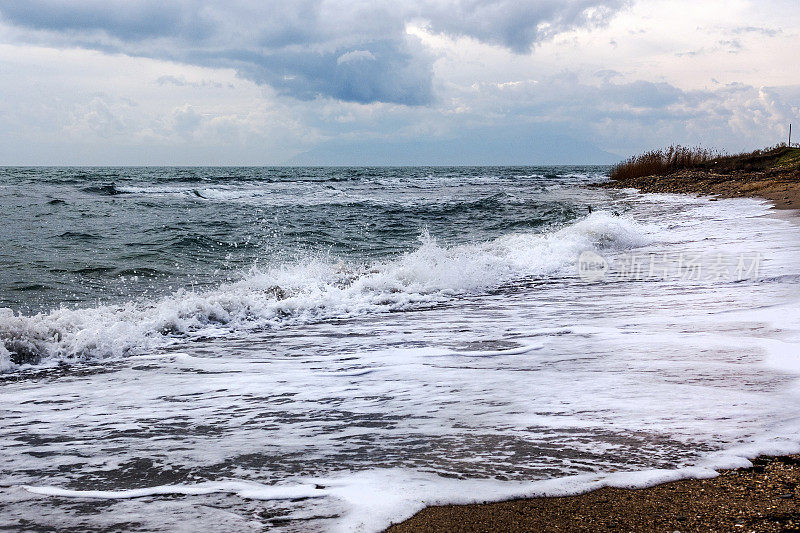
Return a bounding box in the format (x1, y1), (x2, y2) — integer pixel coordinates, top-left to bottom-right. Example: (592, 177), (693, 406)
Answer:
(598, 146), (800, 209)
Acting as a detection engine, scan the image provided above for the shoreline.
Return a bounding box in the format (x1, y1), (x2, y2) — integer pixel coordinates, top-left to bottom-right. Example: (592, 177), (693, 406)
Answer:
(595, 167), (800, 209)
(389, 180), (800, 532)
(387, 454), (800, 532)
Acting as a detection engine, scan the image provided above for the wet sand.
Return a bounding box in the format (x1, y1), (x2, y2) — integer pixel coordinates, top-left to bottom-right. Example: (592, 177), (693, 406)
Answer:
(387, 455), (800, 532)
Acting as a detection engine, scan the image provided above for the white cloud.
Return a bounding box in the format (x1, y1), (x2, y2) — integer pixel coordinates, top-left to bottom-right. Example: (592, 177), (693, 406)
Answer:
(337, 50), (377, 64)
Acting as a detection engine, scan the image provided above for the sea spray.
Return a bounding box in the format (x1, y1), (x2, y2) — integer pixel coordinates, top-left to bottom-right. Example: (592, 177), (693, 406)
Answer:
(0, 212), (653, 370)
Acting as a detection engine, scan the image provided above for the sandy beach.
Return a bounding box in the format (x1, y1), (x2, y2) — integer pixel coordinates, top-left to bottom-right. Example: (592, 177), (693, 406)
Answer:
(388, 455), (800, 532)
(599, 169), (800, 210)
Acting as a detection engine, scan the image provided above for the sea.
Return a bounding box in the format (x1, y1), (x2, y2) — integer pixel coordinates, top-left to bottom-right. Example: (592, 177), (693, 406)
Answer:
(1, 166), (799, 532)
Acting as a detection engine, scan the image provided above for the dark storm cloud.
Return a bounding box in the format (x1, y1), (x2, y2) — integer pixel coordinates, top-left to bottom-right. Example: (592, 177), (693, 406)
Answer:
(419, 0), (629, 53)
(187, 38), (434, 105)
(0, 0), (209, 40)
(0, 0), (628, 105)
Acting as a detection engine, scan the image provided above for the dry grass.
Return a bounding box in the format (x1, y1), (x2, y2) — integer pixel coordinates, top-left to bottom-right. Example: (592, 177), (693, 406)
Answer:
(609, 144), (797, 181)
(609, 145), (721, 181)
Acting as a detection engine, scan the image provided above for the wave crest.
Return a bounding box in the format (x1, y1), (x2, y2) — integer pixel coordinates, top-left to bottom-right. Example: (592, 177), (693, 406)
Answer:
(0, 212), (653, 371)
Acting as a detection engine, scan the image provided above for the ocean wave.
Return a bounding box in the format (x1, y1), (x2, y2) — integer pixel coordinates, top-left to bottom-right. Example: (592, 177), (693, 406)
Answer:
(0, 212), (654, 371)
(110, 184), (537, 215)
(81, 183), (126, 196)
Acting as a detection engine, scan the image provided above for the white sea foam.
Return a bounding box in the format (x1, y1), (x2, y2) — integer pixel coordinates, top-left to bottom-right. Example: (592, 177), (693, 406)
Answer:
(0, 343), (13, 373)
(24, 481), (326, 501)
(20, 445), (797, 533)
(0, 212), (653, 370)
(5, 190), (800, 532)
(23, 468), (722, 532)
(17, 304), (800, 532)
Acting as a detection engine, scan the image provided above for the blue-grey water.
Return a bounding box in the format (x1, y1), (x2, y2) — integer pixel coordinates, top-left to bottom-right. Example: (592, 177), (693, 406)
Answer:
(1, 167), (800, 532)
(0, 166), (601, 315)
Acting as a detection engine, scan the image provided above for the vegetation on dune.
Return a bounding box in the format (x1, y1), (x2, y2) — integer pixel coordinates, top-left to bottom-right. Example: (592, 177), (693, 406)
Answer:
(777, 147), (800, 168)
(610, 144), (800, 182)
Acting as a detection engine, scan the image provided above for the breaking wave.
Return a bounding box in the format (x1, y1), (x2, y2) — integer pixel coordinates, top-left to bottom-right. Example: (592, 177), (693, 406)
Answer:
(0, 212), (653, 371)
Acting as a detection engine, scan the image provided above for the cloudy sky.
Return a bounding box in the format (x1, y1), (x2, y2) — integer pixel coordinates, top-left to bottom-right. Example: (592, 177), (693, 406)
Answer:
(0, 0), (798, 165)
